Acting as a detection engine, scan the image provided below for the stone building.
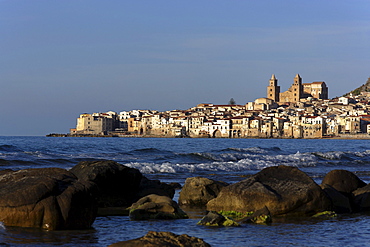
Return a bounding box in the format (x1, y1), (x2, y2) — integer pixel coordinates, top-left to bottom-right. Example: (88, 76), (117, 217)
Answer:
(75, 113), (116, 135)
(267, 74), (328, 103)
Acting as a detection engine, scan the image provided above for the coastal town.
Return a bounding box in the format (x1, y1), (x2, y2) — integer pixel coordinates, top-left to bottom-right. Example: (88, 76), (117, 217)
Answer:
(65, 74), (370, 139)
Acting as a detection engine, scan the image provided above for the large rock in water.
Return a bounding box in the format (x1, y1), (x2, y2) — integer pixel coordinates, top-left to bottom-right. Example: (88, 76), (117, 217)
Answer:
(321, 169), (366, 194)
(70, 160), (142, 207)
(109, 231), (211, 247)
(129, 194), (188, 220)
(352, 184), (370, 212)
(178, 177), (228, 206)
(320, 184), (352, 213)
(0, 168), (97, 230)
(136, 176), (176, 200)
(207, 165), (332, 216)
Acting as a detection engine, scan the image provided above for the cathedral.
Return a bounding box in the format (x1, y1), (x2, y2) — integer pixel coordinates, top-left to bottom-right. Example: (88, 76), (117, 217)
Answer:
(267, 74), (328, 103)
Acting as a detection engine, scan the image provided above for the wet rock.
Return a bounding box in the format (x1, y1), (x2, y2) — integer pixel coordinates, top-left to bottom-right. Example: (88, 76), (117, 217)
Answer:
(322, 169), (366, 195)
(241, 206), (272, 224)
(179, 177), (228, 206)
(207, 165), (332, 216)
(353, 184), (370, 211)
(0, 168), (97, 230)
(321, 184), (352, 213)
(0, 169), (13, 176)
(169, 182), (182, 190)
(137, 176), (175, 200)
(312, 211), (337, 218)
(129, 194), (188, 220)
(108, 231), (211, 247)
(197, 211), (240, 227)
(70, 160), (142, 207)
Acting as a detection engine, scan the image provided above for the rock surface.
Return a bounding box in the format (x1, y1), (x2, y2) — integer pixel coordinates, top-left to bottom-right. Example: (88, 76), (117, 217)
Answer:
(321, 169), (366, 194)
(197, 211), (240, 227)
(70, 160), (142, 207)
(129, 194), (188, 220)
(108, 231), (211, 247)
(179, 177), (228, 206)
(241, 206), (272, 224)
(137, 176), (175, 200)
(0, 168), (97, 230)
(207, 165), (332, 216)
(321, 184), (352, 213)
(353, 184), (370, 211)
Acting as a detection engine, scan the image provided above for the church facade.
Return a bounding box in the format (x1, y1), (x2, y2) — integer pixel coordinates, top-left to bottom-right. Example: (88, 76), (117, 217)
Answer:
(267, 74), (328, 103)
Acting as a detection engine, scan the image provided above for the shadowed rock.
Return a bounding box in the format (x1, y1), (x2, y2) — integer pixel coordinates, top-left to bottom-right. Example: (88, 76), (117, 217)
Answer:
(321, 184), (352, 213)
(322, 169), (366, 194)
(179, 177), (228, 206)
(197, 211), (240, 227)
(129, 194), (188, 220)
(207, 165), (332, 216)
(353, 184), (370, 211)
(137, 176), (175, 200)
(241, 206), (271, 224)
(70, 160), (142, 207)
(0, 168), (97, 230)
(108, 231), (211, 247)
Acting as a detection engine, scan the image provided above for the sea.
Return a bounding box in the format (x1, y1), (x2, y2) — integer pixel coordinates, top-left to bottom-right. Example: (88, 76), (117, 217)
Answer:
(1, 136), (370, 246)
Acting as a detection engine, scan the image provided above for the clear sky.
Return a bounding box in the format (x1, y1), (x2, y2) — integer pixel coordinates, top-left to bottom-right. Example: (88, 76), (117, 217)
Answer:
(1, 0), (369, 136)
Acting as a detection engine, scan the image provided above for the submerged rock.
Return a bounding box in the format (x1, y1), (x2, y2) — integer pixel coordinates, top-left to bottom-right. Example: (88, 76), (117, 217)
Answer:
(179, 177), (228, 206)
(197, 211), (240, 227)
(108, 231), (211, 247)
(207, 165), (332, 216)
(0, 168), (97, 230)
(241, 206), (272, 224)
(129, 194), (188, 220)
(312, 211), (337, 218)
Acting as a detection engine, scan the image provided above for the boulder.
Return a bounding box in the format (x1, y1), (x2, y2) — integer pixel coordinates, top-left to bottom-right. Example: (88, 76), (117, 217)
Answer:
(353, 184), (370, 211)
(0, 168), (97, 230)
(241, 206), (272, 224)
(197, 211), (240, 227)
(129, 194), (188, 220)
(136, 177), (176, 200)
(70, 160), (142, 207)
(179, 177), (228, 206)
(321, 169), (366, 194)
(320, 184), (352, 213)
(108, 231), (211, 247)
(207, 165), (332, 216)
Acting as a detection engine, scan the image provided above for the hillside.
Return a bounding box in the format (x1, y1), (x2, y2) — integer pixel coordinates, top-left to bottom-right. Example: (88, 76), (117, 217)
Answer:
(344, 77), (370, 96)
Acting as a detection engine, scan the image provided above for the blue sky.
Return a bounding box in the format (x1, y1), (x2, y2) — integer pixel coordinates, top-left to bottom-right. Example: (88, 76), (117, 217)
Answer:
(1, 0), (369, 136)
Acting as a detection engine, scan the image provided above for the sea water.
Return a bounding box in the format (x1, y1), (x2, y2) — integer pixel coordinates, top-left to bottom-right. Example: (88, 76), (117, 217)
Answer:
(1, 136), (370, 246)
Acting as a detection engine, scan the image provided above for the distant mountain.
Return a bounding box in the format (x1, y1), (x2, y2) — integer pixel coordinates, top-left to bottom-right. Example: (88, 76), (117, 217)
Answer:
(344, 77), (370, 96)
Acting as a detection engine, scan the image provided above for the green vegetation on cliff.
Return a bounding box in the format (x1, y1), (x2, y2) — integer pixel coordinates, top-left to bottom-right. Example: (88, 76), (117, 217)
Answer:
(344, 77), (370, 96)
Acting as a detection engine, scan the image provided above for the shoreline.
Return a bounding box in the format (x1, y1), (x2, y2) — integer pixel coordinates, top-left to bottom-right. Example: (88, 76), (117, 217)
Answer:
(46, 133), (370, 140)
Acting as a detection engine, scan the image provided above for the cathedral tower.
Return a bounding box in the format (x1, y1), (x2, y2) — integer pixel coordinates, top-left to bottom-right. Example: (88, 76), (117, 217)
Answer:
(267, 74), (280, 102)
(291, 74), (303, 102)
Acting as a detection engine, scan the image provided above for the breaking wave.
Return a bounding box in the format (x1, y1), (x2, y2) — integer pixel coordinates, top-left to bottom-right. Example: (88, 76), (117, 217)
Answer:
(124, 151), (319, 174)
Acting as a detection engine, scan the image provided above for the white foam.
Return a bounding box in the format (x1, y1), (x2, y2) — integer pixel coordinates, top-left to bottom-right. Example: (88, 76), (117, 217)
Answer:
(123, 151), (317, 174)
(315, 151), (345, 160)
(354, 150), (370, 157)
